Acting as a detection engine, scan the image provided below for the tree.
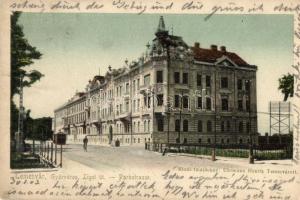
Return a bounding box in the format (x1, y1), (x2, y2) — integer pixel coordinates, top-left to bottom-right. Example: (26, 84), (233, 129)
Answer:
(11, 11), (43, 149)
(11, 11), (43, 98)
(278, 73), (294, 101)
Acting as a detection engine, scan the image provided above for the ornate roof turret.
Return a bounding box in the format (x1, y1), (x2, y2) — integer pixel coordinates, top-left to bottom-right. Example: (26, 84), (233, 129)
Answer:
(155, 16), (169, 38)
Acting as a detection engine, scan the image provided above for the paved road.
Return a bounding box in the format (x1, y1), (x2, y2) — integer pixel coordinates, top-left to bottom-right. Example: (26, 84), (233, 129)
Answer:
(62, 144), (245, 171)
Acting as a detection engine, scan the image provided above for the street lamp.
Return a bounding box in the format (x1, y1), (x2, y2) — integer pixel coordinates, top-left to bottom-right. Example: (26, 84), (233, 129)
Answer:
(212, 67), (217, 161)
(245, 79), (254, 164)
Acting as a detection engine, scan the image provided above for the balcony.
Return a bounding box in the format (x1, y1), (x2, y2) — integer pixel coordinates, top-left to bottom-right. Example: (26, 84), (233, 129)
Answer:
(154, 105), (167, 113)
(139, 84), (151, 94)
(119, 111), (131, 122)
(123, 92), (130, 100)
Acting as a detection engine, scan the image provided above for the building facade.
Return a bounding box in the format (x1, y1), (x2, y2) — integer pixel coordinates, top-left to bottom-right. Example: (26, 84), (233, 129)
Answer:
(53, 16), (258, 146)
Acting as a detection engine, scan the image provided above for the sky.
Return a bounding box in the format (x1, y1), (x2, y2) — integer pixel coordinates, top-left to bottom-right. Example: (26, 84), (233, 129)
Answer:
(17, 13), (294, 134)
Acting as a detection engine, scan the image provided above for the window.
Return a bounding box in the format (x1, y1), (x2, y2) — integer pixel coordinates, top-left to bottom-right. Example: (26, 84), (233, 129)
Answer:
(206, 76), (211, 87)
(144, 121), (146, 132)
(157, 118), (164, 132)
(245, 80), (250, 91)
(237, 79), (242, 90)
(137, 99), (140, 111)
(133, 80), (136, 92)
(183, 73), (189, 84)
(174, 72), (180, 83)
(197, 97), (202, 109)
(207, 138), (211, 144)
(221, 98), (228, 111)
(246, 99), (250, 111)
(183, 96), (189, 108)
(238, 99), (243, 111)
(227, 138), (230, 143)
(126, 83), (129, 93)
(148, 120), (150, 132)
(175, 119), (180, 132)
(239, 122), (243, 133)
(137, 79), (140, 89)
(198, 120), (202, 132)
(221, 121), (225, 132)
(246, 122), (250, 133)
(227, 121), (231, 132)
(157, 94), (164, 106)
(138, 121), (140, 132)
(221, 77), (228, 88)
(147, 96), (151, 108)
(183, 120), (188, 132)
(144, 74), (150, 86)
(156, 71), (163, 83)
(197, 74), (202, 86)
(174, 95), (180, 108)
(183, 138), (187, 143)
(198, 138), (202, 143)
(206, 98), (211, 110)
(207, 121), (212, 132)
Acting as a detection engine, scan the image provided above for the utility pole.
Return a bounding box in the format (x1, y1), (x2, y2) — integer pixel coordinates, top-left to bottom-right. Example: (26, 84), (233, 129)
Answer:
(212, 68), (217, 161)
(247, 80), (254, 164)
(16, 75), (24, 152)
(178, 91), (183, 144)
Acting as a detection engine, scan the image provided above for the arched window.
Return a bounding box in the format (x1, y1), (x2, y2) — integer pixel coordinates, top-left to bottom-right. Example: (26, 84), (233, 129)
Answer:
(148, 120), (150, 132)
(207, 120), (212, 132)
(144, 120), (147, 132)
(183, 120), (189, 132)
(239, 121), (243, 133)
(198, 120), (203, 132)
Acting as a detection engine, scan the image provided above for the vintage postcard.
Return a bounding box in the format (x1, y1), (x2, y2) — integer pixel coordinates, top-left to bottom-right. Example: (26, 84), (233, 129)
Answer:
(1, 0), (300, 199)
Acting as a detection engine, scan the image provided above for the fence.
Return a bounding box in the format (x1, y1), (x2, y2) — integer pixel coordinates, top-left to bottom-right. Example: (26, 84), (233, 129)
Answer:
(27, 140), (63, 168)
(145, 141), (293, 160)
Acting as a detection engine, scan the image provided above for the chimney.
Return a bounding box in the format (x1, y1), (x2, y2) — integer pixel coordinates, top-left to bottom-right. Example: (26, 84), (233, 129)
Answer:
(220, 46), (226, 52)
(194, 42), (200, 48)
(210, 44), (217, 51)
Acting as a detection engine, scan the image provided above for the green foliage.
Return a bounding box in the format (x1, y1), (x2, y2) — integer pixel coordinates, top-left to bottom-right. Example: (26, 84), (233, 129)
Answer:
(11, 11), (43, 98)
(25, 117), (53, 141)
(278, 73), (294, 101)
(10, 11), (44, 141)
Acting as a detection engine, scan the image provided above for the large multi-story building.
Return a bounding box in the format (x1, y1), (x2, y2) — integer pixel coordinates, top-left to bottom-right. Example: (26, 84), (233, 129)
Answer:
(53, 16), (258, 146)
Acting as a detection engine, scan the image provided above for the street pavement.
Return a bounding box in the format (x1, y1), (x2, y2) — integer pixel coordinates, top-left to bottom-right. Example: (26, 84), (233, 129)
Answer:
(61, 144), (294, 172)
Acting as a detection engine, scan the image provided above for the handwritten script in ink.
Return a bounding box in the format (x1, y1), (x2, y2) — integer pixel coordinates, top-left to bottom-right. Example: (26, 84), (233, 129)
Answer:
(7, 168), (298, 200)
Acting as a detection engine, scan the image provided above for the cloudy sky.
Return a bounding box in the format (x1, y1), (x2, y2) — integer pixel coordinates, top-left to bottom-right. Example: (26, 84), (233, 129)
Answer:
(17, 13), (293, 133)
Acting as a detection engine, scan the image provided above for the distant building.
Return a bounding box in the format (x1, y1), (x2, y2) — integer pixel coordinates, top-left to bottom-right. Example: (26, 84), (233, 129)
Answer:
(53, 16), (258, 145)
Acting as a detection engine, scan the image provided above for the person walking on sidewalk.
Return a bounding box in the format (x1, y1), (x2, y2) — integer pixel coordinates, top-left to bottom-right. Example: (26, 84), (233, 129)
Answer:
(83, 136), (88, 152)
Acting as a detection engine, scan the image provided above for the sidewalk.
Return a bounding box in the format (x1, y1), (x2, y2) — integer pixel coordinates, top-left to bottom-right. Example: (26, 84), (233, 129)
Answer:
(167, 152), (295, 169)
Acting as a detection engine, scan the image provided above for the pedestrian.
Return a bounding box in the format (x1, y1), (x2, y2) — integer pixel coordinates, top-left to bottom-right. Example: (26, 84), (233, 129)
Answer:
(83, 136), (88, 152)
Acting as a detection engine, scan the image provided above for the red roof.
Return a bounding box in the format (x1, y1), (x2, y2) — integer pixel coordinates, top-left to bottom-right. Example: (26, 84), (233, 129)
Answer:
(191, 47), (249, 66)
